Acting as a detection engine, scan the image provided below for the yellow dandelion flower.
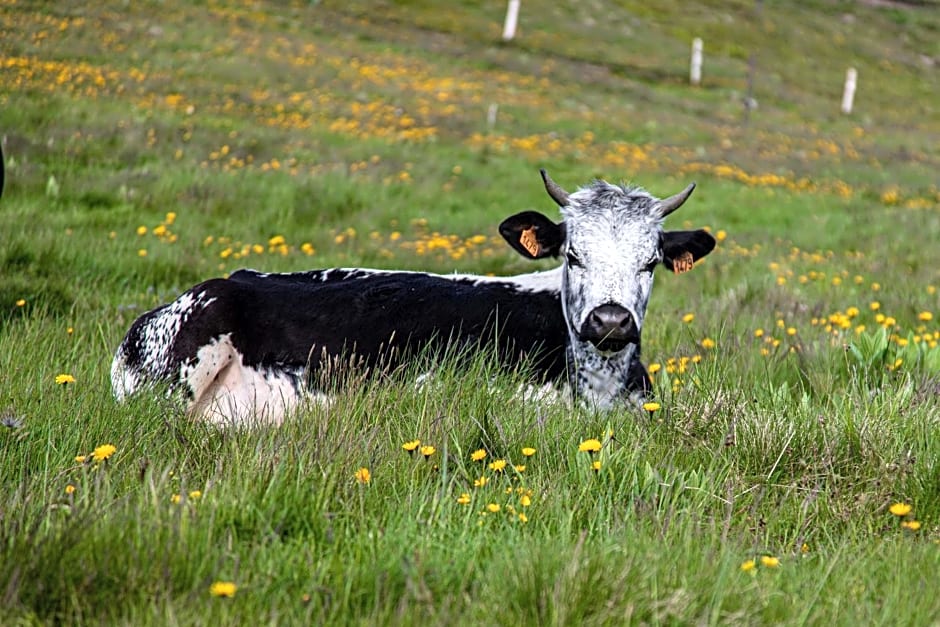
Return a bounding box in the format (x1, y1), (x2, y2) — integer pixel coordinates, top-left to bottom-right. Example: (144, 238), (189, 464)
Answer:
(473, 476), (488, 488)
(189, 490), (202, 500)
(754, 328), (764, 338)
(889, 502), (912, 516)
(918, 311), (933, 322)
(801, 543), (810, 554)
(420, 445), (436, 459)
(578, 438), (602, 454)
(74, 455), (86, 463)
(470, 448), (487, 462)
(870, 301), (881, 311)
(648, 363), (661, 374)
(92, 444), (116, 462)
(701, 338), (716, 350)
(642, 401), (661, 412)
(486, 503), (501, 513)
(488, 459), (507, 472)
(65, 484), (76, 494)
(15, 299), (26, 307)
(521, 447), (536, 457)
(457, 493), (471, 505)
(55, 374), (76, 385)
(513, 464), (526, 472)
(354, 467), (371, 484)
(209, 581), (237, 598)
(518, 512), (528, 523)
(901, 520), (921, 531)
(136, 225), (148, 236)
(682, 313), (695, 323)
(520, 494), (532, 507)
(740, 559), (756, 572)
(591, 460), (602, 472)
(760, 556), (780, 568)
(402, 439), (420, 454)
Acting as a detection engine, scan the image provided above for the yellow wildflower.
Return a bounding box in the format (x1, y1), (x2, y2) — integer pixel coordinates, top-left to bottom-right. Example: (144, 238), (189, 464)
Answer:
(513, 464), (525, 473)
(642, 401), (661, 412)
(578, 438), (601, 454)
(420, 445), (436, 459)
(701, 338), (716, 350)
(889, 502), (912, 516)
(354, 467), (371, 484)
(65, 484), (76, 495)
(740, 559), (756, 572)
(171, 494), (181, 504)
(682, 313), (695, 323)
(521, 447), (536, 457)
(486, 503), (501, 513)
(188, 490), (202, 500)
(15, 299), (26, 307)
(760, 556), (780, 568)
(74, 455), (86, 463)
(918, 311), (933, 322)
(209, 581), (237, 598)
(402, 439), (420, 454)
(470, 448), (487, 462)
(518, 512), (528, 523)
(591, 460), (602, 472)
(457, 493), (471, 505)
(520, 494), (531, 507)
(488, 459), (507, 472)
(92, 444), (116, 462)
(473, 476), (488, 488)
(55, 374), (76, 385)
(901, 520), (921, 531)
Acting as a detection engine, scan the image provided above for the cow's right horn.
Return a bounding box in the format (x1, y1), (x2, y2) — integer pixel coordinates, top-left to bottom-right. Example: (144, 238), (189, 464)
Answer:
(540, 169), (569, 207)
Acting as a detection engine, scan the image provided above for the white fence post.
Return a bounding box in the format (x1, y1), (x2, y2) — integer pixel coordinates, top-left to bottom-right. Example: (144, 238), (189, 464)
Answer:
(502, 0), (521, 41)
(841, 68), (857, 114)
(690, 38), (703, 86)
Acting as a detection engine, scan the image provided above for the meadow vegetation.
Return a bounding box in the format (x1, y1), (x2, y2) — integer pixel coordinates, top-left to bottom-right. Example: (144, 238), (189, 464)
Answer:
(1, 0), (938, 623)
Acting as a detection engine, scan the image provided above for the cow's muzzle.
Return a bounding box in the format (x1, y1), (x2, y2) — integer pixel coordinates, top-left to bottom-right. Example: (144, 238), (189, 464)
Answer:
(579, 304), (639, 353)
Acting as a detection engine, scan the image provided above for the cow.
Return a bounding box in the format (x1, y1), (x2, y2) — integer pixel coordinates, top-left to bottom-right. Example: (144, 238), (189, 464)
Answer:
(111, 170), (716, 425)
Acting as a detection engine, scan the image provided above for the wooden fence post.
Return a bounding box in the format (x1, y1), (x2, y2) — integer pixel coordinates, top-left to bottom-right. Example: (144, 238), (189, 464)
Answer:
(690, 38), (703, 86)
(502, 0), (520, 41)
(841, 68), (857, 114)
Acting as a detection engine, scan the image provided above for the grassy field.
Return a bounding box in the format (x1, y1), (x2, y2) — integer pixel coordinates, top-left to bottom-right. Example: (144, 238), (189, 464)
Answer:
(1, 0), (939, 623)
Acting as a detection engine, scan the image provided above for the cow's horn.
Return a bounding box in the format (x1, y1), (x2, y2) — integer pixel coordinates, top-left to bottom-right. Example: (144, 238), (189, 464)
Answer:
(658, 183), (696, 218)
(540, 168), (569, 207)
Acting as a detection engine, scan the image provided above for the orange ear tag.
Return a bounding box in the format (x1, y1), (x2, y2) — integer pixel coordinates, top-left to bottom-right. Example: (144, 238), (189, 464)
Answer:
(673, 251), (695, 274)
(519, 227), (540, 257)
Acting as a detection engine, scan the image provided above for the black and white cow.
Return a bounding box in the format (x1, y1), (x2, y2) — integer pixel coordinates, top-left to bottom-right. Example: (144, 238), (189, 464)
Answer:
(111, 170), (715, 425)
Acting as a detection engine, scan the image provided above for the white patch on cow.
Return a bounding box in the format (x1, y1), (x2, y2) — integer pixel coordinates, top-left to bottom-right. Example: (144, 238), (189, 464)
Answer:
(183, 334), (316, 427)
(110, 349), (138, 402)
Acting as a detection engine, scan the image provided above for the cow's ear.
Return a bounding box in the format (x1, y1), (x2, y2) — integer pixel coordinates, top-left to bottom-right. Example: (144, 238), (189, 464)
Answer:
(662, 229), (716, 274)
(499, 211), (565, 259)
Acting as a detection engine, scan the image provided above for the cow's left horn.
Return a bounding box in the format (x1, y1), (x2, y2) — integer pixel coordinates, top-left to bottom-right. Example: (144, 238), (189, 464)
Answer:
(658, 182), (696, 218)
(540, 168), (569, 207)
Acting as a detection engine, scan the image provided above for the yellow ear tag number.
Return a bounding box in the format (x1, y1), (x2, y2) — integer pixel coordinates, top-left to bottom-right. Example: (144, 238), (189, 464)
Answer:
(519, 227), (540, 257)
(673, 251), (694, 274)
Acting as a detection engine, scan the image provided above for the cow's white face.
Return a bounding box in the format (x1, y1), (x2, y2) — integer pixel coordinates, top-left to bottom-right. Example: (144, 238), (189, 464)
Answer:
(500, 170), (715, 358)
(560, 184), (663, 353)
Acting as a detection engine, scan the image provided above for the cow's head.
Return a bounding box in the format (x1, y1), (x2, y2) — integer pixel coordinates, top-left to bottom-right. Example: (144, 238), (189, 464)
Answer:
(500, 169), (715, 356)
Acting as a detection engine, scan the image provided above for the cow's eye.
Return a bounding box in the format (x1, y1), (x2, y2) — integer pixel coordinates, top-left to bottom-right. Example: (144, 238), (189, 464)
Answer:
(566, 250), (583, 268)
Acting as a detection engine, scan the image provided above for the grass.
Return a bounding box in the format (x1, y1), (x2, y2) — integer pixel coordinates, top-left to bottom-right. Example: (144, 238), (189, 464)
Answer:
(1, 0), (939, 624)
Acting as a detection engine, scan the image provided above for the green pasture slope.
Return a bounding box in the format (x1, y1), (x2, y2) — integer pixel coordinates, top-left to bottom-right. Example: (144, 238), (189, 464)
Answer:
(1, 0), (939, 623)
